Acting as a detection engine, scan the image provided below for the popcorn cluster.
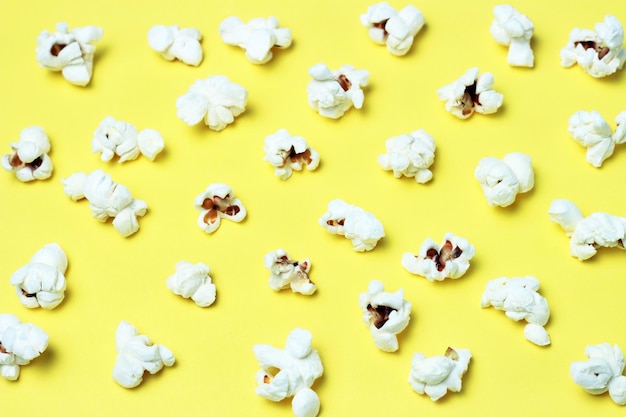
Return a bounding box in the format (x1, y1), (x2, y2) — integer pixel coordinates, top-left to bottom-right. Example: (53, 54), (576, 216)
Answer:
(147, 25), (203, 66)
(0, 314), (48, 381)
(319, 199), (385, 252)
(490, 5), (534, 67)
(92, 116), (164, 163)
(219, 16), (292, 64)
(166, 261), (217, 307)
(360, 2), (425, 56)
(263, 129), (320, 180)
(307, 63), (370, 119)
(568, 110), (626, 167)
(437, 67), (503, 119)
(1, 126), (53, 182)
(474, 152), (534, 208)
(194, 183), (247, 233)
(570, 343), (626, 405)
(377, 129), (436, 184)
(264, 249), (316, 295)
(408, 347), (472, 401)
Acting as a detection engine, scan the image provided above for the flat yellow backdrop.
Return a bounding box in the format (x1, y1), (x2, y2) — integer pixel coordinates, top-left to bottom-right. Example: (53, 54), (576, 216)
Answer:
(1, 1), (626, 416)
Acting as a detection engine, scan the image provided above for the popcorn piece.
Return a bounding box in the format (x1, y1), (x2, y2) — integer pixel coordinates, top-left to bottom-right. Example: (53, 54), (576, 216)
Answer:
(194, 183), (246, 233)
(401, 233), (475, 281)
(147, 24), (203, 66)
(61, 169), (148, 237)
(437, 67), (503, 119)
(474, 152), (534, 207)
(176, 75), (248, 130)
(560, 15), (626, 78)
(360, 2), (425, 56)
(318, 199), (385, 252)
(112, 320), (175, 388)
(568, 110), (626, 167)
(359, 280), (411, 352)
(408, 347), (472, 401)
(490, 5), (534, 67)
(0, 314), (48, 381)
(166, 261), (216, 307)
(571, 343), (626, 405)
(548, 199), (626, 261)
(253, 328), (324, 417)
(481, 276), (551, 346)
(2, 126), (53, 182)
(307, 63), (370, 119)
(35, 22), (103, 86)
(377, 129), (436, 184)
(92, 116), (164, 163)
(264, 249), (315, 295)
(263, 129), (320, 180)
(219, 16), (292, 64)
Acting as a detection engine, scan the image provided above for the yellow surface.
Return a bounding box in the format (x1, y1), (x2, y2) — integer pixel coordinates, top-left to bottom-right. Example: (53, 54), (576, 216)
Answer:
(1, 1), (626, 416)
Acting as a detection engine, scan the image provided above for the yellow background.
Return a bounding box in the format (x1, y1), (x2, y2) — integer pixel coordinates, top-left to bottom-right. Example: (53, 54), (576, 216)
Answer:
(1, 1), (626, 416)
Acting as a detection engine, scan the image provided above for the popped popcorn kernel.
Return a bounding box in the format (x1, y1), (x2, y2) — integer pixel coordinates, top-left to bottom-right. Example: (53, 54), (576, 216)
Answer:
(474, 152), (534, 207)
(307, 63), (369, 119)
(490, 5), (534, 67)
(166, 261), (216, 307)
(408, 347), (472, 401)
(194, 183), (247, 233)
(92, 116), (164, 163)
(360, 2), (425, 56)
(0, 314), (48, 381)
(263, 129), (320, 180)
(1, 126), (53, 182)
(219, 16), (292, 64)
(437, 67), (503, 119)
(571, 343), (626, 405)
(147, 25), (203, 66)
(568, 110), (626, 167)
(377, 129), (435, 183)
(318, 199), (384, 252)
(264, 249), (315, 295)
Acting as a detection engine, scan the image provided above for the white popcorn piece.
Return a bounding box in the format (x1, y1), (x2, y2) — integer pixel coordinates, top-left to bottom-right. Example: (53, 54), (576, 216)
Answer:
(401, 233), (475, 281)
(307, 63), (370, 119)
(318, 199), (385, 252)
(408, 347), (472, 401)
(571, 343), (626, 405)
(92, 116), (164, 163)
(377, 129), (436, 183)
(360, 2), (425, 56)
(359, 280), (411, 352)
(474, 152), (534, 207)
(166, 261), (216, 307)
(112, 320), (175, 388)
(194, 183), (246, 234)
(568, 110), (626, 167)
(0, 314), (48, 381)
(548, 199), (626, 261)
(147, 24), (203, 66)
(219, 16), (292, 64)
(263, 129), (320, 180)
(490, 5), (534, 67)
(2, 126), (53, 182)
(437, 67), (503, 119)
(481, 276), (551, 346)
(560, 15), (626, 78)
(36, 22), (103, 86)
(176, 75), (248, 130)
(264, 249), (315, 295)
(253, 328), (324, 417)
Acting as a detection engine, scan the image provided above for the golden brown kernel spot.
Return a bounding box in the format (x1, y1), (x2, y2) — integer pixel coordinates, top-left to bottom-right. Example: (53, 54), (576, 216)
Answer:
(426, 240), (463, 272)
(203, 209), (219, 224)
(445, 347), (459, 361)
(326, 218), (345, 227)
(289, 147), (313, 165)
(21, 288), (36, 298)
(367, 304), (396, 329)
(50, 43), (67, 57)
(9, 153), (22, 168)
(575, 41), (610, 60)
(460, 82), (478, 116)
(0, 342), (6, 354)
(224, 205), (240, 217)
(336, 74), (352, 92)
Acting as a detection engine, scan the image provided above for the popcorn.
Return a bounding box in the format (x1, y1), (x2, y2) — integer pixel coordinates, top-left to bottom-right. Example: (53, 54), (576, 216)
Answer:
(401, 233), (475, 281)
(377, 129), (436, 184)
(166, 261), (216, 307)
(112, 320), (175, 388)
(306, 63), (369, 119)
(1, 126), (53, 182)
(360, 2), (425, 56)
(437, 67), (503, 119)
(359, 280), (411, 352)
(318, 199), (385, 252)
(253, 328), (324, 417)
(35, 22), (103, 86)
(548, 199), (626, 261)
(10, 243), (68, 309)
(176, 75), (248, 130)
(147, 25), (203, 66)
(263, 129), (320, 180)
(0, 314), (48, 381)
(92, 116), (165, 163)
(570, 343), (626, 405)
(490, 5), (534, 67)
(219, 16), (292, 64)
(474, 152), (534, 207)
(264, 249), (315, 295)
(560, 15), (626, 78)
(408, 347), (472, 401)
(568, 110), (626, 167)
(481, 276), (551, 346)
(194, 183), (246, 233)
(62, 169), (148, 237)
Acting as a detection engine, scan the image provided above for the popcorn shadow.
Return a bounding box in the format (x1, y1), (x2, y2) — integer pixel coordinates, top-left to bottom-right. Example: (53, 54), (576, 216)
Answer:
(35, 345), (56, 370)
(401, 24), (428, 60)
(136, 361), (178, 387)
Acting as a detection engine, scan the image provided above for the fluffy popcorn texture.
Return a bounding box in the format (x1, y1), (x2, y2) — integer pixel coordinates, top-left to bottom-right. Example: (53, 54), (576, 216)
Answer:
(35, 22), (103, 86)
(263, 129), (320, 180)
(571, 343), (626, 405)
(194, 183), (247, 233)
(548, 199), (626, 261)
(401, 233), (475, 281)
(112, 321), (175, 388)
(219, 16), (292, 64)
(166, 261), (216, 307)
(560, 15), (626, 78)
(92, 116), (164, 163)
(359, 280), (411, 352)
(264, 249), (315, 295)
(437, 67), (503, 119)
(318, 199), (385, 252)
(360, 2), (425, 56)
(568, 110), (626, 167)
(377, 129), (436, 183)
(474, 152), (534, 207)
(408, 347), (472, 401)
(1, 126), (53, 182)
(147, 24), (203, 66)
(307, 63), (370, 119)
(176, 75), (248, 130)
(490, 5), (534, 67)
(0, 314), (48, 381)
(481, 276), (551, 346)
